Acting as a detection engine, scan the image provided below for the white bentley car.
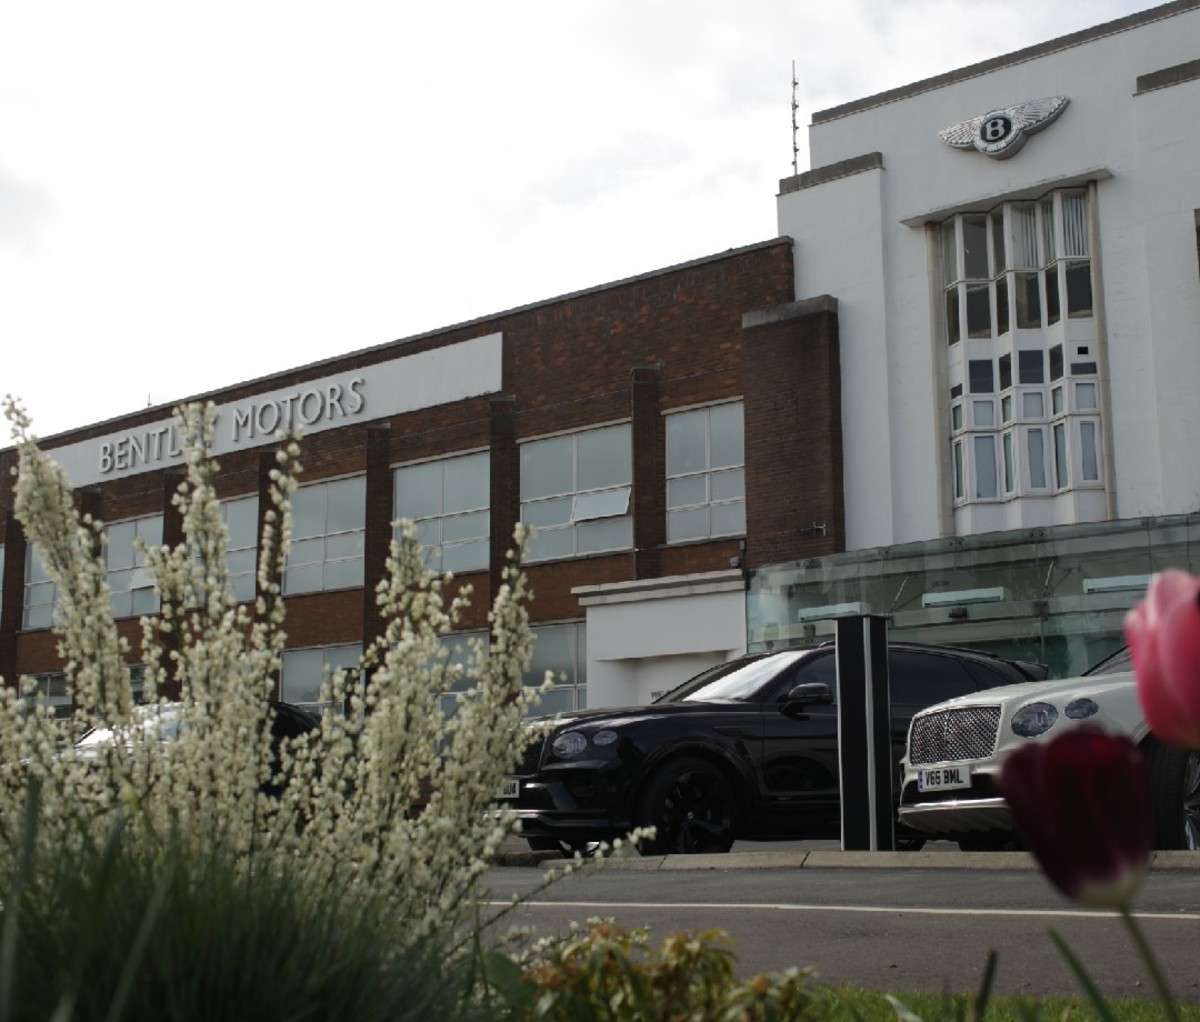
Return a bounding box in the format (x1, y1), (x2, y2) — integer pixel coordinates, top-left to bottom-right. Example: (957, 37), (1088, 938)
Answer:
(897, 648), (1200, 851)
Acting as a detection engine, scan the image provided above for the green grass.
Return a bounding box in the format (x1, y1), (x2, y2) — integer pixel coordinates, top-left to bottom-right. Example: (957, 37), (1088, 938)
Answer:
(825, 985), (1200, 1020)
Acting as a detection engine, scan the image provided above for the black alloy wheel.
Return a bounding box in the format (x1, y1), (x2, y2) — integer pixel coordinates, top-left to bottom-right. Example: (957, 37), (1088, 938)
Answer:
(637, 756), (736, 855)
(1144, 739), (1200, 850)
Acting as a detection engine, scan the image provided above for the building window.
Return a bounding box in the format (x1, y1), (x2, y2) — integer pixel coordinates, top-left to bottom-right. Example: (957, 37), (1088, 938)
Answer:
(23, 545), (57, 630)
(21, 671), (71, 718)
(190, 495), (258, 605)
(106, 515), (163, 619)
(394, 452), (489, 574)
(436, 630), (489, 717)
(280, 643), (362, 711)
(526, 622), (586, 714)
(284, 476), (365, 595)
(520, 424), (632, 562)
(666, 402), (745, 543)
(941, 188), (1101, 512)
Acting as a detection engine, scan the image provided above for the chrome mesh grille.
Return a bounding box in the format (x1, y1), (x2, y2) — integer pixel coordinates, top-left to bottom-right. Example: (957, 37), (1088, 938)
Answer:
(516, 736), (545, 776)
(909, 706), (1002, 766)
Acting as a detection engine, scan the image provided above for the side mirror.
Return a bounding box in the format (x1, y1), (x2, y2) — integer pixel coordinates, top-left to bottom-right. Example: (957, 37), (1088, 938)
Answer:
(782, 681), (834, 707)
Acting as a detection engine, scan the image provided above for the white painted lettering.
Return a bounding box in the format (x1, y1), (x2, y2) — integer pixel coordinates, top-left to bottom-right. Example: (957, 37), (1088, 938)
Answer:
(326, 383), (345, 419)
(128, 433), (146, 468)
(278, 393), (299, 431)
(99, 443), (114, 474)
(114, 438), (131, 471)
(256, 401), (281, 436)
(298, 389), (324, 424)
(347, 377), (366, 414)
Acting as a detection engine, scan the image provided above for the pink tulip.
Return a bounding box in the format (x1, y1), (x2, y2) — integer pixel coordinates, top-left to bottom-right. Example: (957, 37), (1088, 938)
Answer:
(997, 726), (1152, 909)
(1125, 570), (1200, 750)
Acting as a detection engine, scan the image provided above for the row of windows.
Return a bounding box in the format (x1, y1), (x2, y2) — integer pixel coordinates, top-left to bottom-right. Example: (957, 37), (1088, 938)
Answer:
(953, 418), (1101, 501)
(19, 404), (745, 622)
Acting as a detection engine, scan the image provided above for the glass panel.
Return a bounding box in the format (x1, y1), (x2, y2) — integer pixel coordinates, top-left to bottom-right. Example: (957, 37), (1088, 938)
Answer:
(26, 547), (51, 584)
(991, 210), (1006, 272)
(973, 436), (998, 499)
(443, 452), (488, 513)
(1080, 421), (1099, 481)
(26, 605), (52, 630)
(442, 539), (488, 574)
(1022, 392), (1045, 418)
(526, 526), (574, 562)
(326, 531), (364, 560)
(521, 496), (572, 528)
(1076, 382), (1097, 410)
(1054, 423), (1068, 489)
(105, 521), (136, 570)
(412, 519), (440, 548)
(326, 477), (365, 533)
(998, 353), (1011, 391)
(995, 276), (1009, 336)
(962, 216), (989, 279)
(972, 401), (994, 427)
(138, 517), (163, 550)
(227, 548), (256, 577)
(1066, 260), (1093, 318)
(1052, 387), (1064, 415)
(575, 516), (632, 554)
(520, 435), (573, 500)
(709, 403), (744, 469)
(441, 510), (487, 542)
(291, 485), (326, 539)
(280, 648), (326, 705)
(666, 410), (707, 476)
(710, 468), (744, 502)
(668, 507), (710, 543)
(224, 497), (258, 549)
(1001, 395), (1013, 422)
(1018, 350), (1044, 385)
(230, 573), (256, 603)
(537, 687), (577, 715)
(528, 624), (573, 685)
(710, 501), (745, 537)
(573, 487), (631, 521)
(324, 557), (363, 590)
(1061, 192), (1088, 256)
(668, 475), (707, 508)
(1027, 429), (1047, 489)
(941, 220), (958, 286)
(394, 461), (442, 520)
(284, 563), (323, 595)
(1003, 433), (1015, 493)
(968, 360), (993, 394)
(966, 283), (991, 338)
(1010, 204), (1038, 267)
(1045, 268), (1060, 326)
(953, 441), (964, 500)
(132, 588), (159, 616)
(1015, 273), (1041, 328)
(1040, 199), (1056, 265)
(577, 424), (630, 491)
(1049, 345), (1063, 381)
(945, 287), (960, 345)
(950, 403), (963, 431)
(108, 567), (133, 595)
(289, 537), (324, 566)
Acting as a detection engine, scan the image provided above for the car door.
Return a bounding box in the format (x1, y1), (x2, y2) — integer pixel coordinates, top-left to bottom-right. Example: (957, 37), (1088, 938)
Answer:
(888, 649), (991, 769)
(754, 650), (841, 836)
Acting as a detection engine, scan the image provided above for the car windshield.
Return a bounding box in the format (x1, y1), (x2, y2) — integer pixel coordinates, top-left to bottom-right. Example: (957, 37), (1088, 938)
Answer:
(657, 651), (809, 703)
(1083, 645), (1133, 676)
(75, 705), (185, 749)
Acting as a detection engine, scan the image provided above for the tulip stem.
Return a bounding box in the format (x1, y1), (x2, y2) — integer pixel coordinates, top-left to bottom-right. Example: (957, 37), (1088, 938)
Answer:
(1120, 904), (1180, 1022)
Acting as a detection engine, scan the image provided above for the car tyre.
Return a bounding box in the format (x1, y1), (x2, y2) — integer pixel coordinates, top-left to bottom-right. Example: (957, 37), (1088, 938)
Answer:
(637, 756), (736, 855)
(1143, 739), (1200, 850)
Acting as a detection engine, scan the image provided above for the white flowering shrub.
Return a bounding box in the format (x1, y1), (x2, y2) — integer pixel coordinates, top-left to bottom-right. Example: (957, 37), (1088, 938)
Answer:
(0, 398), (550, 943)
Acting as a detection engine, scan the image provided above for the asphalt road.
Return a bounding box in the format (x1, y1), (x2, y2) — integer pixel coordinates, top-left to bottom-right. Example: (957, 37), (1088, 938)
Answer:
(482, 840), (1200, 1003)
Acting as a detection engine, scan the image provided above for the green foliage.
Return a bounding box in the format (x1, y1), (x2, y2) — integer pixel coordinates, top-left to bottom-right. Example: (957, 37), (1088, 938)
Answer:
(490, 919), (829, 1021)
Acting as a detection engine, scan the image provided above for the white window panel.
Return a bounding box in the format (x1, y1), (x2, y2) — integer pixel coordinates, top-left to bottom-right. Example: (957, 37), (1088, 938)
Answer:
(395, 452), (490, 574)
(284, 477), (365, 594)
(106, 515), (163, 619)
(665, 403), (745, 543)
(280, 643), (362, 711)
(573, 486), (630, 522)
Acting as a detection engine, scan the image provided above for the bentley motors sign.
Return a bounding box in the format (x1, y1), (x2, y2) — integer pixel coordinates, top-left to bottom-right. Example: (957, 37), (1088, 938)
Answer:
(47, 333), (503, 489)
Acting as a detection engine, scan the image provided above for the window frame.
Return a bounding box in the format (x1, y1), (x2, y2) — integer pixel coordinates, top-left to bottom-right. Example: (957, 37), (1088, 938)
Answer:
(394, 451), (490, 574)
(283, 475), (366, 595)
(665, 401), (746, 544)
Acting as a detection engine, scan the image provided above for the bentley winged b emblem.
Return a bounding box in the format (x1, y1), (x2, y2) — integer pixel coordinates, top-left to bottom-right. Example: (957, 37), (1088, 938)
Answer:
(939, 96), (1069, 160)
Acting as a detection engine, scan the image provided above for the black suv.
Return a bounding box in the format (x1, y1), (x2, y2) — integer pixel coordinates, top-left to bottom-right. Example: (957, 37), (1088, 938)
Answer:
(506, 643), (1046, 854)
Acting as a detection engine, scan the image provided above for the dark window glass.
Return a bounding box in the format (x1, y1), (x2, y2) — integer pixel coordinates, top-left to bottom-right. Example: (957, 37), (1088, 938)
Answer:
(1066, 260), (1093, 318)
(1016, 272), (1041, 328)
(1045, 268), (1060, 325)
(1049, 345), (1063, 381)
(1018, 350), (1044, 385)
(889, 651), (976, 711)
(1072, 361), (1098, 376)
(950, 383), (963, 399)
(966, 284), (991, 338)
(996, 277), (1009, 336)
(998, 353), (1012, 391)
(963, 217), (989, 279)
(991, 211), (1006, 273)
(968, 360), (994, 394)
(946, 288), (960, 345)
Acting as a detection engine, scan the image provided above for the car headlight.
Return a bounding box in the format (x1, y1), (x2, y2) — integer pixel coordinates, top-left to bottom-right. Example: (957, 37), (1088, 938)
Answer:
(1011, 702), (1059, 738)
(551, 731), (588, 759)
(1065, 697), (1099, 720)
(593, 729), (619, 747)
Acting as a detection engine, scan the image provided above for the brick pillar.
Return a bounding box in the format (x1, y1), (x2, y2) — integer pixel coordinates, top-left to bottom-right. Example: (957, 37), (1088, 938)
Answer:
(256, 450), (283, 700)
(488, 396), (519, 607)
(156, 470), (186, 701)
(741, 296), (845, 568)
(0, 511), (25, 691)
(630, 363), (663, 579)
(362, 426), (393, 656)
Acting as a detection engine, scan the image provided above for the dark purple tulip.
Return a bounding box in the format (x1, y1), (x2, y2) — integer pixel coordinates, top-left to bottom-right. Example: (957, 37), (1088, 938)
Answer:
(997, 725), (1152, 908)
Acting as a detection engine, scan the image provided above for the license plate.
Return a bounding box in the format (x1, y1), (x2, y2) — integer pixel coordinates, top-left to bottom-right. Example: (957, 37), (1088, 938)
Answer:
(498, 777), (520, 799)
(917, 765), (971, 792)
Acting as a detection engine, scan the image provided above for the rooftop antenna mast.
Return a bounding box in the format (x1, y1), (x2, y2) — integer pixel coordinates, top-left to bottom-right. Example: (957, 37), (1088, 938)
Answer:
(791, 60), (800, 176)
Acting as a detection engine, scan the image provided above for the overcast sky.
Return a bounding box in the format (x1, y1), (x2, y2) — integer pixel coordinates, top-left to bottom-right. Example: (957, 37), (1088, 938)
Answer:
(1, 0), (1159, 439)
